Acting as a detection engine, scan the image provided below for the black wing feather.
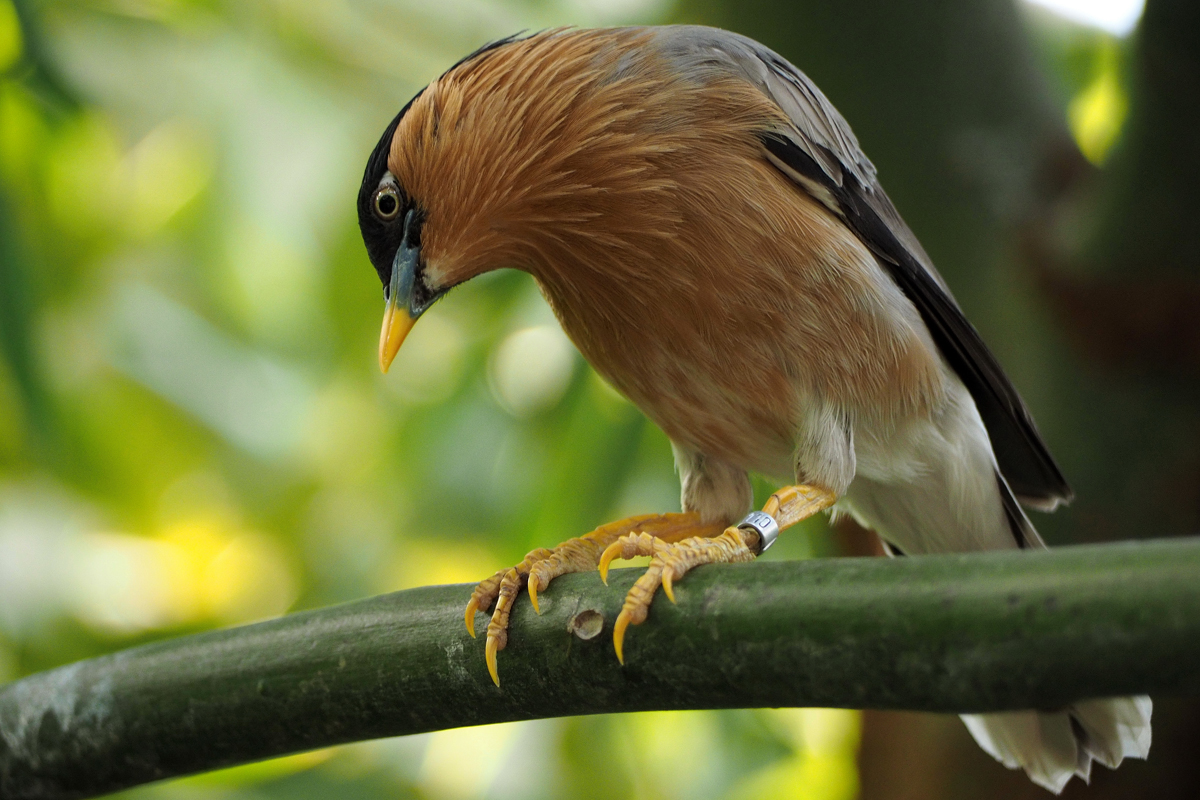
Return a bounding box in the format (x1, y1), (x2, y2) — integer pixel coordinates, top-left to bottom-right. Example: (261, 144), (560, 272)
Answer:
(758, 131), (1071, 508)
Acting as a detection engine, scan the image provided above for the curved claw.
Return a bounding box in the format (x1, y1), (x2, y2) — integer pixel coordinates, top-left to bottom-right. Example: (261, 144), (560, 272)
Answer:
(485, 636), (501, 687)
(613, 609), (632, 665)
(662, 570), (676, 603)
(599, 541), (623, 584)
(465, 596), (479, 638)
(528, 576), (541, 615)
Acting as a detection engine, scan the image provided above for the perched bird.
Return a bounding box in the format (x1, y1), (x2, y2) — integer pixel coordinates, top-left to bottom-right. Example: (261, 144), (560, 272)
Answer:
(357, 26), (1151, 792)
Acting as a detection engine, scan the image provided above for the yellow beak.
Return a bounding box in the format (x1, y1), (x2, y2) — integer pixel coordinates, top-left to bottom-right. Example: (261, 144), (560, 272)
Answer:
(379, 295), (417, 373)
(376, 209), (432, 373)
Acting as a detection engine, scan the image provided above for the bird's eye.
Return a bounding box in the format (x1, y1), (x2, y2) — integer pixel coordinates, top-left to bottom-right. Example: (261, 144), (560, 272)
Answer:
(374, 187), (401, 221)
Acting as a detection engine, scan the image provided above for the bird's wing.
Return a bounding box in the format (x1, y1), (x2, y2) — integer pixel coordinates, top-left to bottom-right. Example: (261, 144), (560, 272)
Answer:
(653, 26), (1071, 510)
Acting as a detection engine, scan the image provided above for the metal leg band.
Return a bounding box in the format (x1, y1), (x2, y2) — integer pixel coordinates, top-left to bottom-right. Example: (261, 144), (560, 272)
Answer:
(737, 510), (780, 554)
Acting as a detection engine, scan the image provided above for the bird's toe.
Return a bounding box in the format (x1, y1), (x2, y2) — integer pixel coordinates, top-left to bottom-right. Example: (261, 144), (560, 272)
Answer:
(463, 512), (725, 684)
(610, 527), (757, 663)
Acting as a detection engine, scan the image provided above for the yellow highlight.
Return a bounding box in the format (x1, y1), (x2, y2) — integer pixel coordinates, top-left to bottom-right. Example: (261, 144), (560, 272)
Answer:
(162, 519), (297, 624)
(45, 116), (211, 238)
(181, 748), (334, 788)
(622, 711), (722, 799)
(418, 721), (527, 798)
(385, 540), (499, 592)
(1068, 43), (1128, 166)
(728, 709), (862, 800)
(0, 0), (23, 72)
(69, 517), (297, 634)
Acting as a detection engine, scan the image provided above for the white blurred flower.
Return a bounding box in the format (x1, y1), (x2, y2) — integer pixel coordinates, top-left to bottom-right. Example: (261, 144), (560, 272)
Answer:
(488, 325), (577, 418)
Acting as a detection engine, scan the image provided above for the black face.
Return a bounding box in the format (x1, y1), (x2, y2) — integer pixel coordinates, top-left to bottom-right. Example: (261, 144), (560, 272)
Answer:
(357, 90), (424, 293)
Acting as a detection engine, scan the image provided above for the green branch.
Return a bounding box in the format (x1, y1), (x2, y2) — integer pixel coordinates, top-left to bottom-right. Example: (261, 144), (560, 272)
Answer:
(3, 539), (1199, 799)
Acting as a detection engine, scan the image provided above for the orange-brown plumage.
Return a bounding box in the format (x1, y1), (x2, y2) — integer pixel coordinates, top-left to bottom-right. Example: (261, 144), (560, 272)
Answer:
(357, 25), (1147, 791)
(387, 28), (944, 481)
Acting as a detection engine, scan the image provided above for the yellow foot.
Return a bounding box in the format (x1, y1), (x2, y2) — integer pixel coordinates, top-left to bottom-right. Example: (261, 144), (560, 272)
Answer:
(463, 512), (725, 686)
(599, 527), (756, 664)
(599, 484), (836, 664)
(763, 484), (837, 530)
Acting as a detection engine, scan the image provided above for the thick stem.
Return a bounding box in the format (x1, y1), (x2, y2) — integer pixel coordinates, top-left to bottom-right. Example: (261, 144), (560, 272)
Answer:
(2, 539), (1199, 800)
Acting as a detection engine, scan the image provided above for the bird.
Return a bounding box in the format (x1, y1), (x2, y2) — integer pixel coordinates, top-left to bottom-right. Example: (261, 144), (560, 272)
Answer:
(356, 25), (1151, 793)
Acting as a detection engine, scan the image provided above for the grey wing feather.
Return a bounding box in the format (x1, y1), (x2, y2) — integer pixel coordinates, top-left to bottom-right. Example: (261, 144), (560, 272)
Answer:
(652, 27), (861, 184)
(652, 26), (1072, 510)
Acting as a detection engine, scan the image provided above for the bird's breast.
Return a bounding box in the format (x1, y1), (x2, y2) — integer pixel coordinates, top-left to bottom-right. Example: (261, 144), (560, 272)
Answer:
(543, 278), (800, 476)
(531, 164), (946, 479)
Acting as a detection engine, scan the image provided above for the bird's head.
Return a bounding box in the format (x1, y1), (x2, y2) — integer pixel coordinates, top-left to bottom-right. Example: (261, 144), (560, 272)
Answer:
(359, 30), (629, 373)
(358, 27), (793, 374)
(356, 88), (440, 374)
(359, 29), (673, 373)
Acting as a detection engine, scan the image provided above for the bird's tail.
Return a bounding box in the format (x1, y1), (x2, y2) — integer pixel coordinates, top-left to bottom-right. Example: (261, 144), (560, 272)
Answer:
(961, 696), (1152, 794)
(962, 475), (1153, 793)
(843, 387), (1153, 792)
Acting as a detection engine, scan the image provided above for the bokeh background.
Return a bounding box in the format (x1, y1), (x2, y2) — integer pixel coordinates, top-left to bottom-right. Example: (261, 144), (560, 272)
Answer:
(1, 0), (1197, 797)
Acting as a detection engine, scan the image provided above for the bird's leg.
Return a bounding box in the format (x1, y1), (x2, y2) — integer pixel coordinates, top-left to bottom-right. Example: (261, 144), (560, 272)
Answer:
(599, 484), (836, 663)
(465, 512), (726, 685)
